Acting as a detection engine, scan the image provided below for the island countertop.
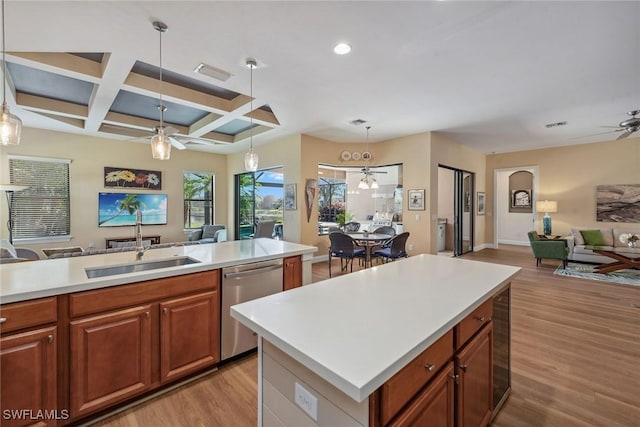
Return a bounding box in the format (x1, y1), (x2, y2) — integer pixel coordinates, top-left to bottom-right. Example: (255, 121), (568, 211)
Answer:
(0, 238), (317, 304)
(231, 254), (520, 402)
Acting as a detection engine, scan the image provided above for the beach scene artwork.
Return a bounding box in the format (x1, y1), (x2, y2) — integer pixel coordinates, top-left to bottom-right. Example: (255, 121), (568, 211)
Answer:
(98, 193), (167, 227)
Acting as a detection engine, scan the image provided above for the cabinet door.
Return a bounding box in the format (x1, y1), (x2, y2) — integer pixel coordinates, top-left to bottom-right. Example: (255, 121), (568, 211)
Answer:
(1, 327), (57, 427)
(70, 305), (152, 418)
(160, 291), (219, 383)
(388, 362), (454, 427)
(456, 322), (493, 427)
(283, 256), (302, 290)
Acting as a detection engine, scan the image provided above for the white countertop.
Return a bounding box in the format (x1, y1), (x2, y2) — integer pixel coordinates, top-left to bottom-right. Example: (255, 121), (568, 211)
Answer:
(0, 238), (316, 304)
(231, 254), (519, 402)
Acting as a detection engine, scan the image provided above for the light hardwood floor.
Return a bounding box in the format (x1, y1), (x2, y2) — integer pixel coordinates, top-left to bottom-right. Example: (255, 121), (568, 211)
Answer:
(93, 246), (640, 426)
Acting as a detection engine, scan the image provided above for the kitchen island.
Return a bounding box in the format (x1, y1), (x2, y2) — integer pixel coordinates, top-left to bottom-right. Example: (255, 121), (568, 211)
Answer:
(232, 254), (519, 426)
(0, 238), (316, 425)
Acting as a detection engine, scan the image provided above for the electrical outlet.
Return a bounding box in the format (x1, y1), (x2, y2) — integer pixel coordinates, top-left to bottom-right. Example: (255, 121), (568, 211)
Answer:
(415, 214), (420, 221)
(294, 382), (318, 421)
(408, 244), (414, 251)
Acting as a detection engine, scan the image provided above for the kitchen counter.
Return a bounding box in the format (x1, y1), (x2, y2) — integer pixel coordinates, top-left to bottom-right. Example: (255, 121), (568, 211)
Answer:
(0, 238), (317, 304)
(231, 254), (520, 403)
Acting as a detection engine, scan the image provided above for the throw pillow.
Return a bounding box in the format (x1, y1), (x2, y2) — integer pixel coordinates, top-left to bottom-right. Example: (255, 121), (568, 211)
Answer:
(580, 229), (606, 246)
(202, 225), (224, 240)
(0, 239), (17, 258)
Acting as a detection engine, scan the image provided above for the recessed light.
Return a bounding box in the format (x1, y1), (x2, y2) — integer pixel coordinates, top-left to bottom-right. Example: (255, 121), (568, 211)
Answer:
(334, 43), (351, 55)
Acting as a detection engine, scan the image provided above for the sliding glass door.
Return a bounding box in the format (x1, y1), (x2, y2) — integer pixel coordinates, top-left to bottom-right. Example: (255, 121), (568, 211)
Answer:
(234, 167), (284, 240)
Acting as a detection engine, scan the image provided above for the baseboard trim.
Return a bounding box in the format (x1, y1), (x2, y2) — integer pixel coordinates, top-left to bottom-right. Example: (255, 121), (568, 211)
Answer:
(497, 239), (529, 247)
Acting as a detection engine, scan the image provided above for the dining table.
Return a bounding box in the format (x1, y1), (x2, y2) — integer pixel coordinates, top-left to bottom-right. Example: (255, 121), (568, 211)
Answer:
(347, 232), (392, 268)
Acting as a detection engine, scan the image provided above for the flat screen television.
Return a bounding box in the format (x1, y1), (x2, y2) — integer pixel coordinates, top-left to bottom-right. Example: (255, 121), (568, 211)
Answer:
(98, 192), (167, 227)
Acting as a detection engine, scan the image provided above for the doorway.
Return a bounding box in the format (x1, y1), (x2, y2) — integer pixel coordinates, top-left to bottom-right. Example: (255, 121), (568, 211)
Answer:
(234, 167), (284, 240)
(438, 165), (475, 256)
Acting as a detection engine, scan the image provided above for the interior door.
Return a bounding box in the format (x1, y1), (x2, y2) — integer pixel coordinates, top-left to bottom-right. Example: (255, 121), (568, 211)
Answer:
(453, 169), (474, 256)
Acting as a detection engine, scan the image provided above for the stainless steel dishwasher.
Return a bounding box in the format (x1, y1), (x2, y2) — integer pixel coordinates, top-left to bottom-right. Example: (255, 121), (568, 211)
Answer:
(221, 258), (283, 360)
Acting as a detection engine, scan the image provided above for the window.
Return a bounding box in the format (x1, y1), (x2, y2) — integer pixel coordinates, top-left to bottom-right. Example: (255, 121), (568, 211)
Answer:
(183, 172), (215, 229)
(9, 155), (71, 242)
(234, 167), (284, 240)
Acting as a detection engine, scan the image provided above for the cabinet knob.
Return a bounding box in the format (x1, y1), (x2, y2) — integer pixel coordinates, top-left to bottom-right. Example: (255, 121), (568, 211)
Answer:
(424, 363), (436, 372)
(0, 317), (6, 324)
(475, 316), (485, 322)
(460, 364), (468, 372)
(163, 308), (168, 315)
(47, 335), (54, 343)
(144, 311), (150, 318)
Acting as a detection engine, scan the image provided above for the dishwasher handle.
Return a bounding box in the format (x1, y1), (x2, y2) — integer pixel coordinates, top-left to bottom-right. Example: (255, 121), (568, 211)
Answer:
(223, 264), (282, 279)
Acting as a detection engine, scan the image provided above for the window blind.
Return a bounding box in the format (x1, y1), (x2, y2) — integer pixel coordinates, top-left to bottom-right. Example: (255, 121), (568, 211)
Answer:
(9, 156), (71, 239)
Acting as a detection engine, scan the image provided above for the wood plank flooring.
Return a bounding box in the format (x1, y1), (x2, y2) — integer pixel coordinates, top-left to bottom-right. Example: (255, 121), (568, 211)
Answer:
(92, 246), (640, 426)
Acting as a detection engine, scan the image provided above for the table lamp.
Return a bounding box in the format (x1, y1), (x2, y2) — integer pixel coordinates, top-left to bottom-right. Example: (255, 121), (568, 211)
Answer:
(536, 200), (558, 236)
(0, 184), (28, 244)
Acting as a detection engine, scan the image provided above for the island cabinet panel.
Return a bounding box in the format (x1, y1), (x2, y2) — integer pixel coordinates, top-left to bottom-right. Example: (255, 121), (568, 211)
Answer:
(456, 322), (493, 427)
(379, 330), (454, 425)
(69, 305), (152, 418)
(0, 326), (58, 427)
(283, 256), (303, 291)
(160, 290), (219, 383)
(388, 362), (454, 427)
(0, 297), (57, 334)
(455, 299), (493, 350)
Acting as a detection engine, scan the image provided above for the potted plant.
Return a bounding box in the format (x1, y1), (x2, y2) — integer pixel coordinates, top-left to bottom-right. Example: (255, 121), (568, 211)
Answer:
(335, 211), (353, 229)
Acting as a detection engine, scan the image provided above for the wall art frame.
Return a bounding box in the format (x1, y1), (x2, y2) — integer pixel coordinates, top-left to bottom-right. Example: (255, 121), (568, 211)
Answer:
(104, 167), (162, 190)
(408, 189), (425, 211)
(477, 192), (486, 215)
(284, 183), (297, 210)
(511, 189), (532, 209)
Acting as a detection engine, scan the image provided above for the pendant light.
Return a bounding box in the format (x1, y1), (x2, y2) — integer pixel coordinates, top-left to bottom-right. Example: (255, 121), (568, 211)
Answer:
(0, 0), (21, 146)
(244, 58), (259, 172)
(150, 21), (171, 160)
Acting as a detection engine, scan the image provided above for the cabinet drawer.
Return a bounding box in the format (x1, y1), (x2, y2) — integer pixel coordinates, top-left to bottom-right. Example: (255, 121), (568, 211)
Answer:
(455, 298), (493, 349)
(70, 270), (219, 318)
(0, 297), (57, 334)
(380, 329), (454, 425)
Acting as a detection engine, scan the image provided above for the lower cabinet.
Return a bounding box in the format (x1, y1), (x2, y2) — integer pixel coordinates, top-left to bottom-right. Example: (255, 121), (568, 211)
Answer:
(70, 305), (152, 417)
(160, 291), (219, 382)
(456, 322), (493, 427)
(283, 255), (302, 290)
(389, 362), (455, 427)
(1, 326), (58, 427)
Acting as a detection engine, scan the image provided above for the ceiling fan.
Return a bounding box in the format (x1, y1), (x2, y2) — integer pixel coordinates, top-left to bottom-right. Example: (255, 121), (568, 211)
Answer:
(601, 109), (640, 140)
(361, 166), (387, 175)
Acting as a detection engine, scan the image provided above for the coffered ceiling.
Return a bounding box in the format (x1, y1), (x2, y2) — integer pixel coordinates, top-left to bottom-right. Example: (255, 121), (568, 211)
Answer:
(2, 1), (639, 155)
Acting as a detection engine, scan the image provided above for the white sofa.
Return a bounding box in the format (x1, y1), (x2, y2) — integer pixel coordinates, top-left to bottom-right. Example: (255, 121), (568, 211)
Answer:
(567, 227), (640, 263)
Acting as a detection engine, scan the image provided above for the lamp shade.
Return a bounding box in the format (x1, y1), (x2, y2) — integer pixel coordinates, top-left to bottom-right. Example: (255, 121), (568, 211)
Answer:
(151, 132), (171, 160)
(244, 148), (259, 172)
(0, 104), (22, 146)
(536, 200), (557, 213)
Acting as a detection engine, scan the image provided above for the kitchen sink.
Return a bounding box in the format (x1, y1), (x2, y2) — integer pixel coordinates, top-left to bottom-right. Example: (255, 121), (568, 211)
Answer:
(85, 256), (201, 279)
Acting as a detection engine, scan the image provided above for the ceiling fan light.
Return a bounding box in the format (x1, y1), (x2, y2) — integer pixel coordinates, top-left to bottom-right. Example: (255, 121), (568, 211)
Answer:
(0, 103), (22, 146)
(151, 132), (171, 160)
(244, 148), (259, 172)
(358, 178), (369, 190)
(370, 178), (379, 189)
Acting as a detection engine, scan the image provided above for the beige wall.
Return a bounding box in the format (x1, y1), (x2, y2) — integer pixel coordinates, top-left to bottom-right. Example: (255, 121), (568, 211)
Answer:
(0, 127), (228, 254)
(485, 137), (640, 243)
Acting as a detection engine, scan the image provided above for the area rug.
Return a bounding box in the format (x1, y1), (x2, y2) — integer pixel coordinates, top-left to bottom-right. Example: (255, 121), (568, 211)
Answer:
(554, 262), (640, 287)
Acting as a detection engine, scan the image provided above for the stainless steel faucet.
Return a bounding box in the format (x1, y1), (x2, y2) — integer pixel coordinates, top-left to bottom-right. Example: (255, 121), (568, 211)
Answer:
(135, 209), (146, 261)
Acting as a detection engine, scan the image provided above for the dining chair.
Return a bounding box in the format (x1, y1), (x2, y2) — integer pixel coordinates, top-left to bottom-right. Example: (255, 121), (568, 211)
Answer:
(328, 232), (365, 277)
(254, 220), (276, 238)
(373, 232), (410, 263)
(372, 226), (396, 237)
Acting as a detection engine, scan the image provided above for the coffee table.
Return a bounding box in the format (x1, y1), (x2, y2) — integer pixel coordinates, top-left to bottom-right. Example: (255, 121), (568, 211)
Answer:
(590, 248), (640, 274)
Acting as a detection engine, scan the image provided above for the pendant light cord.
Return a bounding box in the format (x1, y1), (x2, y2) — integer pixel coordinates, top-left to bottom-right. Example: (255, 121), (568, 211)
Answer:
(2, 0), (7, 106)
(249, 61), (253, 151)
(158, 25), (164, 129)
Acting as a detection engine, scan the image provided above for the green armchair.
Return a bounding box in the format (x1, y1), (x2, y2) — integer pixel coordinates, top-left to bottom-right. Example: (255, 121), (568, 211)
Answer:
(527, 231), (568, 268)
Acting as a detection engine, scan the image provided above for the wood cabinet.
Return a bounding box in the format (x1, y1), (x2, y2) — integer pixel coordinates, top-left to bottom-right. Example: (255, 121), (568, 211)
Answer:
(70, 305), (152, 418)
(388, 362), (455, 427)
(283, 255), (302, 290)
(456, 322), (493, 427)
(68, 271), (220, 420)
(160, 291), (219, 383)
(0, 297), (58, 427)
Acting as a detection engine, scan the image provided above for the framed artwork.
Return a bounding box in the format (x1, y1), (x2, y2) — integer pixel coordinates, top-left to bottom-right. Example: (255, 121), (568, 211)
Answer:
(477, 192), (486, 215)
(285, 183), (297, 210)
(104, 167), (161, 190)
(511, 189), (532, 208)
(98, 193), (167, 227)
(408, 189), (425, 211)
(596, 184), (640, 222)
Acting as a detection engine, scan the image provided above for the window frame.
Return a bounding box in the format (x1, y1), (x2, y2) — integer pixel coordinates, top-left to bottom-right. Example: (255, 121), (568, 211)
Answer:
(183, 171), (215, 230)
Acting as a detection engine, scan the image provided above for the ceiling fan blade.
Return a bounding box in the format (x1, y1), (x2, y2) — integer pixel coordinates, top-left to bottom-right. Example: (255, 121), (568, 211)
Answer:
(163, 126), (180, 136)
(569, 128), (624, 140)
(616, 131), (632, 140)
(169, 137), (186, 150)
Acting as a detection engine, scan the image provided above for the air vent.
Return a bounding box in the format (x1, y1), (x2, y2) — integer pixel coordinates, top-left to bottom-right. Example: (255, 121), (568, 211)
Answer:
(545, 121), (567, 128)
(350, 119), (368, 126)
(194, 63), (233, 82)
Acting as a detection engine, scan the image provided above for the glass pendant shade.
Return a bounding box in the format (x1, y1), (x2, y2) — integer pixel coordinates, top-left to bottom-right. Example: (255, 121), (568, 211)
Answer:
(358, 178), (369, 190)
(370, 178), (379, 189)
(244, 148), (259, 172)
(151, 132), (171, 160)
(0, 103), (21, 146)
